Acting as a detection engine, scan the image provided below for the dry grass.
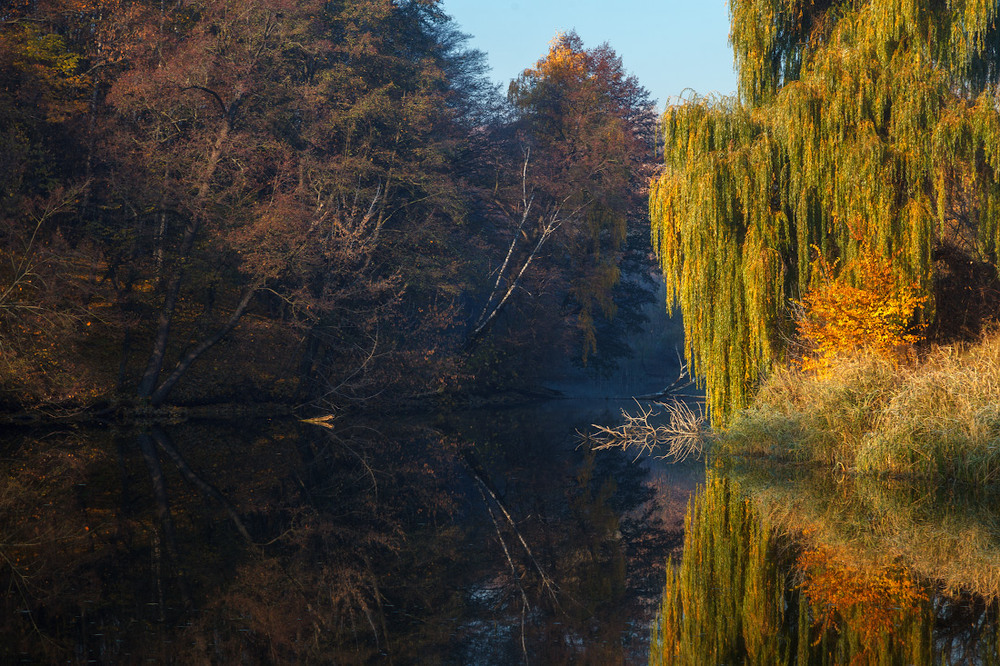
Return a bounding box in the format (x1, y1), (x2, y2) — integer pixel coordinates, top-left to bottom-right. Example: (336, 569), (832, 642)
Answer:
(720, 354), (899, 468)
(859, 335), (1000, 483)
(721, 330), (1000, 483)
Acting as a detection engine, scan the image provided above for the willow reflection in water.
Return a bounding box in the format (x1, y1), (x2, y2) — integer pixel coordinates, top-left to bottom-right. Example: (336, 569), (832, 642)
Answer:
(651, 472), (1000, 664)
(0, 406), (678, 663)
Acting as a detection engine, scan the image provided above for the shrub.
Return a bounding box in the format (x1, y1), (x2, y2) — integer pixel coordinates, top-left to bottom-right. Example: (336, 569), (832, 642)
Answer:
(795, 252), (926, 375)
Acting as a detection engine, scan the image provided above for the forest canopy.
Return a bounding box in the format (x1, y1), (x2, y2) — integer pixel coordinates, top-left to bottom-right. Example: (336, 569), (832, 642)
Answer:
(651, 0), (1000, 422)
(0, 1), (656, 413)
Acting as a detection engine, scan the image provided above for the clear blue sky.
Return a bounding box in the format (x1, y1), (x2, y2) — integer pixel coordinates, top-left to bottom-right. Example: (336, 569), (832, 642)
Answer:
(441, 0), (738, 109)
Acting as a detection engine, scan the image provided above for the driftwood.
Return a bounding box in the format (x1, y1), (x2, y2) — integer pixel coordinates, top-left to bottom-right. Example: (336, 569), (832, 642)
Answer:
(633, 350), (700, 401)
(581, 398), (710, 463)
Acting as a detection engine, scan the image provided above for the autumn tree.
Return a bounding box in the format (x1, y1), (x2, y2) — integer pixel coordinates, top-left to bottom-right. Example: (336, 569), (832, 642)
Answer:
(0, 0), (491, 408)
(0, 3), (657, 409)
(651, 0), (1000, 422)
(273, 0), (489, 404)
(0, 5), (106, 406)
(795, 252), (927, 374)
(470, 32), (655, 373)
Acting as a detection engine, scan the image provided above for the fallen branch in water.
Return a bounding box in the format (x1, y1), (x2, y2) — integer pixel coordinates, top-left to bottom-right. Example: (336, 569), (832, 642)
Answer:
(581, 398), (711, 463)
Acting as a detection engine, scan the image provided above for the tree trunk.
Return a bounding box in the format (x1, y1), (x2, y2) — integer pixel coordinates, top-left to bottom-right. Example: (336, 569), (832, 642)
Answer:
(135, 217), (200, 399)
(149, 285), (257, 406)
(136, 121), (230, 401)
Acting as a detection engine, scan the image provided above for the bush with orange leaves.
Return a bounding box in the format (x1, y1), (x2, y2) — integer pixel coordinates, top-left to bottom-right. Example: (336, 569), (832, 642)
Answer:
(795, 252), (927, 374)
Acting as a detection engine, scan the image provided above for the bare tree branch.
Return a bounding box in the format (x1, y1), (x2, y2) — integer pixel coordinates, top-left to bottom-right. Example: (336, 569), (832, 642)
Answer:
(580, 398), (711, 463)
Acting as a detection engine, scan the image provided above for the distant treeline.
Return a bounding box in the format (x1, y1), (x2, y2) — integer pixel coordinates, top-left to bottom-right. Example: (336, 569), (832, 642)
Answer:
(0, 0), (657, 412)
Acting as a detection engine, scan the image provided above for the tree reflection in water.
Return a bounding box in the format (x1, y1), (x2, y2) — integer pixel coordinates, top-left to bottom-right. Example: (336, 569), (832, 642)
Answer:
(0, 406), (676, 663)
(651, 472), (1000, 665)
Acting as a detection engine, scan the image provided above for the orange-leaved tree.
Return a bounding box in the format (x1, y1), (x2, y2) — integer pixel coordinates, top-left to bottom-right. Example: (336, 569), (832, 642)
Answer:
(485, 31), (654, 367)
(795, 250), (927, 374)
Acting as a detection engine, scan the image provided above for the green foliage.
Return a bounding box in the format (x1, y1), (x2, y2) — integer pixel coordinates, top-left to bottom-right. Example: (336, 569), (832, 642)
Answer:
(651, 474), (790, 664)
(652, 0), (1000, 422)
(730, 0), (1000, 107)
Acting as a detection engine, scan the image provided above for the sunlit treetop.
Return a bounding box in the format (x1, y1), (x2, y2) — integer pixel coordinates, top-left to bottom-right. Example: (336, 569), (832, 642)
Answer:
(652, 0), (1000, 423)
(519, 31), (589, 82)
(508, 31), (655, 365)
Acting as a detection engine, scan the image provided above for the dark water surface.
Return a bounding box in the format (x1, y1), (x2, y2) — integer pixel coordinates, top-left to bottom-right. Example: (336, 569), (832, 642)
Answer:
(0, 402), (702, 664)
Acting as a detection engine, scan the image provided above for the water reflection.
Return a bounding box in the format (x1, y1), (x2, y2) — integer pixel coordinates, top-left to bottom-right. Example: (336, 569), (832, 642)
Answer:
(651, 470), (1000, 664)
(0, 405), (684, 663)
(731, 464), (1000, 601)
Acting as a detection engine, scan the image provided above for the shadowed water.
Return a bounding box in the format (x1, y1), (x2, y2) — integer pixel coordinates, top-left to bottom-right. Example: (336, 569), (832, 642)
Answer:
(0, 402), (701, 664)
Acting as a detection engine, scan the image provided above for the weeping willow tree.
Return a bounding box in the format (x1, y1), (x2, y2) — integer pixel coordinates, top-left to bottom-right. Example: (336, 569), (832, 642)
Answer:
(651, 474), (791, 664)
(651, 0), (1000, 422)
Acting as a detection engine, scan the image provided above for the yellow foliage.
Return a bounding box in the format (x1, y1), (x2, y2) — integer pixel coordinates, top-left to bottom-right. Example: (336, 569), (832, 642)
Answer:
(2, 24), (91, 122)
(520, 31), (587, 81)
(651, 0), (1000, 424)
(795, 250), (926, 374)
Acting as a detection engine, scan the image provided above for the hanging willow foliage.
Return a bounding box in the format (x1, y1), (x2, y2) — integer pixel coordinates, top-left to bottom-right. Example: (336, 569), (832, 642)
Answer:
(651, 0), (1000, 423)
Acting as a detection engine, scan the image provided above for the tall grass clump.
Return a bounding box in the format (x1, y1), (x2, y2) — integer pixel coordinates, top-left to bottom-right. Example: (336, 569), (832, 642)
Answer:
(718, 355), (899, 469)
(720, 330), (1000, 483)
(857, 335), (1000, 483)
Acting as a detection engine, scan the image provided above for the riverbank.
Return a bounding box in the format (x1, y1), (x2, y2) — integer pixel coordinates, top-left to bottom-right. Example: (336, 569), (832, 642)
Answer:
(716, 331), (1000, 485)
(0, 385), (572, 427)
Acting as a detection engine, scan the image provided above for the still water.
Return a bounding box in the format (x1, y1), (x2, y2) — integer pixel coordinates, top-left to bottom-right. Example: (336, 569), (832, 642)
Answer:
(7, 404), (1000, 664)
(651, 465), (1000, 664)
(0, 402), (701, 664)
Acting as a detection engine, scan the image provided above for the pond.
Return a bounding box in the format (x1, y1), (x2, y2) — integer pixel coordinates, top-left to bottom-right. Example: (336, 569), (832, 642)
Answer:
(0, 402), (702, 664)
